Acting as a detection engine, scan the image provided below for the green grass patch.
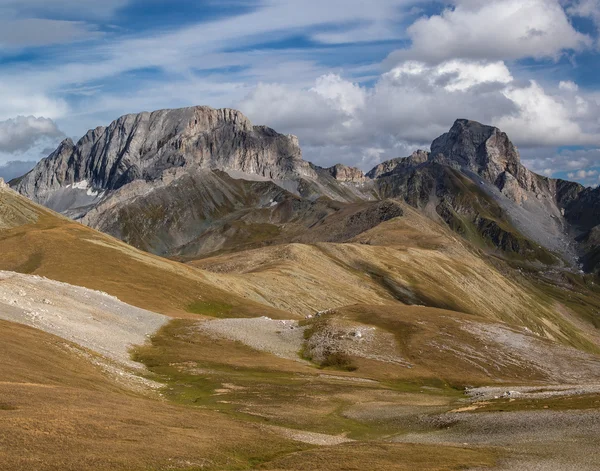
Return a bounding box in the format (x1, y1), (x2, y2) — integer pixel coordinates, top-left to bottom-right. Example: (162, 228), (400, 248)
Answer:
(475, 394), (600, 413)
(320, 352), (357, 372)
(186, 300), (234, 317)
(132, 319), (454, 441)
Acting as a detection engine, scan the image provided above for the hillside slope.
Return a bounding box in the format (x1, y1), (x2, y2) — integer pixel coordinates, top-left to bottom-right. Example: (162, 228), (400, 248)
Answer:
(0, 183), (289, 319)
(3, 153), (600, 470)
(193, 202), (600, 353)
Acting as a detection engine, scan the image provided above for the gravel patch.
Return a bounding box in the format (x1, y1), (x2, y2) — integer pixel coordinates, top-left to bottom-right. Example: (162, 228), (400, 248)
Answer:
(305, 320), (412, 367)
(467, 384), (600, 401)
(317, 374), (378, 384)
(467, 170), (578, 264)
(197, 317), (307, 362)
(459, 320), (600, 383)
(393, 409), (600, 471)
(263, 425), (353, 446)
(0, 271), (168, 369)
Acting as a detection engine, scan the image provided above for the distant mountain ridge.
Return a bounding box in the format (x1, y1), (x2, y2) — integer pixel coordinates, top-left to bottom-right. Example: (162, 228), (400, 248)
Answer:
(12, 106), (600, 273)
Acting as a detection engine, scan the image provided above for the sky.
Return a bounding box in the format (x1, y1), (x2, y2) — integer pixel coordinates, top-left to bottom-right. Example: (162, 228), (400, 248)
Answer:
(1, 0), (600, 187)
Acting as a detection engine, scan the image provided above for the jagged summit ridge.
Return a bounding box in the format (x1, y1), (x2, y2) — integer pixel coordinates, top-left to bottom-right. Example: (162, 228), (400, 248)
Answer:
(366, 150), (429, 179)
(16, 106), (309, 203)
(367, 119), (544, 204)
(14, 110), (555, 207)
(363, 119), (525, 186)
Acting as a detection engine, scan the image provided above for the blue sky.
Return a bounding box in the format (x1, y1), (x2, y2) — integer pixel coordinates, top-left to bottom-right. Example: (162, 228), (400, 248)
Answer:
(1, 0), (600, 187)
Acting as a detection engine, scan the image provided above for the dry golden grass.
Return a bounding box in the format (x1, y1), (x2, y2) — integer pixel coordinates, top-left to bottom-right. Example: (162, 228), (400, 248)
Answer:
(193, 204), (598, 352)
(133, 302), (600, 445)
(260, 442), (497, 471)
(0, 320), (308, 471)
(330, 304), (548, 385)
(1, 188), (595, 354)
(1, 188), (598, 471)
(0, 319), (499, 471)
(0, 189), (290, 319)
(132, 319), (460, 436)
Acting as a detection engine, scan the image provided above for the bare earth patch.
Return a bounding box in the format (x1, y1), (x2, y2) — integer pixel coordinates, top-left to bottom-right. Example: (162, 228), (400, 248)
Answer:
(0, 271), (168, 369)
(460, 320), (600, 383)
(263, 425), (354, 446)
(197, 316), (308, 362)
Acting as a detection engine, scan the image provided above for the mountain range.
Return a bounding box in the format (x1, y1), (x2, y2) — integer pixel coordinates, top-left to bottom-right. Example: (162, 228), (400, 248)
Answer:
(2, 106), (600, 471)
(12, 106), (599, 273)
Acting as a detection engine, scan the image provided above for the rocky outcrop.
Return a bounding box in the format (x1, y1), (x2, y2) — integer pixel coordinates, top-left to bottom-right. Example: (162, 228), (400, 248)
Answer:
(428, 119), (548, 197)
(367, 120), (598, 267)
(579, 225), (600, 274)
(368, 119), (585, 209)
(366, 150), (428, 179)
(16, 106), (313, 205)
(430, 119), (520, 176)
(411, 120), (570, 208)
(0, 178), (7, 190)
(326, 164), (366, 183)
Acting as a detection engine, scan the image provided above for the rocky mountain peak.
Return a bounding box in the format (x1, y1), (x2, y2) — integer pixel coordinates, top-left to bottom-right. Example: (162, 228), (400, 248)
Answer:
(0, 178), (7, 189)
(57, 137), (75, 149)
(15, 106), (310, 204)
(326, 164), (366, 183)
(430, 119), (522, 183)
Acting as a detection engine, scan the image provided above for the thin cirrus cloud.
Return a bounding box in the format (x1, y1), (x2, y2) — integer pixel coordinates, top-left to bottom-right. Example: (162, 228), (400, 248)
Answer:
(0, 0), (127, 48)
(0, 0), (600, 185)
(0, 0), (128, 19)
(0, 18), (100, 48)
(0, 0), (416, 113)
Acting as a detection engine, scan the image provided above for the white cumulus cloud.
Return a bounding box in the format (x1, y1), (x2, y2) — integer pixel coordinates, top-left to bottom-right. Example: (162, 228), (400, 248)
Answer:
(240, 57), (600, 171)
(388, 0), (592, 64)
(0, 116), (64, 154)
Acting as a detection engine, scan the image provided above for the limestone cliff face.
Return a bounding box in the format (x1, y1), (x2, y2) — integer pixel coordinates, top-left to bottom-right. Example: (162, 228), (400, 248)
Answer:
(366, 119), (599, 266)
(326, 164), (367, 183)
(429, 119), (541, 197)
(16, 106), (311, 204)
(430, 119), (521, 179)
(368, 119), (580, 207)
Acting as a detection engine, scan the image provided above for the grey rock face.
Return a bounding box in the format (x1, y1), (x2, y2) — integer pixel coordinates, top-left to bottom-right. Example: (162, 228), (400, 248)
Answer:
(366, 150), (428, 179)
(325, 164), (367, 183)
(431, 120), (516, 171)
(430, 119), (535, 191)
(367, 119), (600, 268)
(369, 119), (578, 208)
(12, 105), (376, 256)
(16, 106), (312, 207)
